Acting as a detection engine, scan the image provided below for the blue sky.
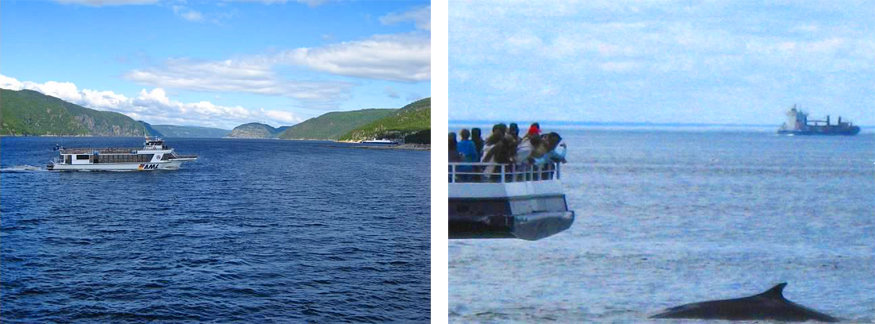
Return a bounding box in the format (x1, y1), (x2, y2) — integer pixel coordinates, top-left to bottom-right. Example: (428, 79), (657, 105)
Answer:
(449, 1), (875, 126)
(1, 0), (429, 129)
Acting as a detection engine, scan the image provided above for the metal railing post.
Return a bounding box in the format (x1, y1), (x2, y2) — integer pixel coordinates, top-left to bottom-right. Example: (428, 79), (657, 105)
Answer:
(449, 164), (454, 183)
(556, 162), (561, 179)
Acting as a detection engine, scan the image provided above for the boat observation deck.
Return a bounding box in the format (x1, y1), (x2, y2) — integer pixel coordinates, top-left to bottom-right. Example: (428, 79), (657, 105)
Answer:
(58, 147), (171, 154)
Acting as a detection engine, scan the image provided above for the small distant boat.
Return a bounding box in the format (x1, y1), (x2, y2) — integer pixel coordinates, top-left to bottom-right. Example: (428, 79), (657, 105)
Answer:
(47, 137), (197, 171)
(360, 139), (399, 145)
(778, 105), (860, 135)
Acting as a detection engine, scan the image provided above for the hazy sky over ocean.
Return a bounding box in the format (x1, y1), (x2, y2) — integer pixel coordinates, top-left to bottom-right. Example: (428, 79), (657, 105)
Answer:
(449, 1), (875, 126)
(1, 0), (429, 129)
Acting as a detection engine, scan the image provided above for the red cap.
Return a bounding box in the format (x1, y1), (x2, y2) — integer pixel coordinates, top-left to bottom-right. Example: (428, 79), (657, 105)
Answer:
(527, 124), (540, 136)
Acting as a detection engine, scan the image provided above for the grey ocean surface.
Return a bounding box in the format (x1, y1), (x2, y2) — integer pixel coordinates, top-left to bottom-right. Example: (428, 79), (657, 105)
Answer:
(449, 129), (874, 323)
(1, 137), (430, 322)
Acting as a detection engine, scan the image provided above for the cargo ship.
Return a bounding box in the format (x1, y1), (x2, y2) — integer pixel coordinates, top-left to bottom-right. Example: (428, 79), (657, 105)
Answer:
(778, 105), (860, 135)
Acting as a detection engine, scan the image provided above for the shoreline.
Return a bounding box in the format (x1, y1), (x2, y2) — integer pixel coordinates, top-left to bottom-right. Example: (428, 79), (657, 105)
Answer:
(348, 143), (430, 151)
(1, 134), (431, 151)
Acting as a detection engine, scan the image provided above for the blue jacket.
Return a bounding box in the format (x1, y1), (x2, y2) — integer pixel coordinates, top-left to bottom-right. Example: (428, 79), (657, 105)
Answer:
(458, 140), (479, 162)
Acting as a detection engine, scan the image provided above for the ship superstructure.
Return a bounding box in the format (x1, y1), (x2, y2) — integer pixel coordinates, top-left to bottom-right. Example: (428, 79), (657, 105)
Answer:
(779, 105), (860, 135)
(47, 137), (197, 171)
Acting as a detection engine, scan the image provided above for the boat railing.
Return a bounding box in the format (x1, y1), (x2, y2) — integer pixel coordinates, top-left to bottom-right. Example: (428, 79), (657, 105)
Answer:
(449, 162), (562, 183)
(59, 146), (172, 154)
(59, 147), (135, 154)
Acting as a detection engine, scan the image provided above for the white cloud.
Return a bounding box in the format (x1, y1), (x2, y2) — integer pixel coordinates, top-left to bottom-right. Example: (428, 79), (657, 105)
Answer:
(599, 61), (641, 72)
(0, 74), (302, 129)
(380, 6), (430, 31)
(808, 38), (845, 53)
(125, 58), (354, 105)
(24, 81), (83, 103)
(124, 33), (429, 103)
(505, 31), (543, 53)
(0, 74), (23, 90)
(53, 0), (158, 6)
(222, 0), (330, 6)
(791, 24), (820, 33)
(279, 33), (430, 82)
(172, 6), (204, 22)
(449, 0), (875, 124)
(82, 89), (130, 109)
(55, 0), (328, 6)
(135, 88), (171, 106)
(263, 109), (298, 123)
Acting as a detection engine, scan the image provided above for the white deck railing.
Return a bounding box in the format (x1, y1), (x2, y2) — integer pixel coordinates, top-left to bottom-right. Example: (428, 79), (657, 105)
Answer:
(448, 162), (561, 183)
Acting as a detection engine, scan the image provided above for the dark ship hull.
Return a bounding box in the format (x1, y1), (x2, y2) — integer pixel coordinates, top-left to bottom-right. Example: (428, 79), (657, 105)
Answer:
(777, 125), (860, 136)
(449, 197), (575, 241)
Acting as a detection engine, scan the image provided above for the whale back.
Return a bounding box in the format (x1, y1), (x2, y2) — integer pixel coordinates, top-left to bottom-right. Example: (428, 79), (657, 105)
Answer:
(651, 283), (838, 322)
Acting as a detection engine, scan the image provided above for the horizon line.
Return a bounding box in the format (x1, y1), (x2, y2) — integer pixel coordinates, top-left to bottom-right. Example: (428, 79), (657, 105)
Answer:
(449, 120), (875, 128)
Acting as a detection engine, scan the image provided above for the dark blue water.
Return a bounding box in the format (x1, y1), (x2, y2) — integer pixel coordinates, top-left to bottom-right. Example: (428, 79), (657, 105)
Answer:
(1, 137), (429, 322)
(449, 129), (875, 322)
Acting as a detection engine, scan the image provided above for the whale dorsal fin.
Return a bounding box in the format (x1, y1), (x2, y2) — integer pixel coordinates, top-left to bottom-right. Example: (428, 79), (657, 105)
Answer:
(759, 283), (787, 299)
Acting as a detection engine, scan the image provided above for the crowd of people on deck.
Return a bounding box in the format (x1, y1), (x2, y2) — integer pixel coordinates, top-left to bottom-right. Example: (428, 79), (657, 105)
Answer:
(449, 122), (567, 181)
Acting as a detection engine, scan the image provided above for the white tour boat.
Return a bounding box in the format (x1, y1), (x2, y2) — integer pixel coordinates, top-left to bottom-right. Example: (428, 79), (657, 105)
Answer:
(449, 162), (575, 241)
(360, 139), (399, 145)
(47, 137), (197, 171)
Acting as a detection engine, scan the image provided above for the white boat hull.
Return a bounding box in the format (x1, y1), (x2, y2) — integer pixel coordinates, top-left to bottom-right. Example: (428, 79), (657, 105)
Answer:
(48, 160), (188, 171)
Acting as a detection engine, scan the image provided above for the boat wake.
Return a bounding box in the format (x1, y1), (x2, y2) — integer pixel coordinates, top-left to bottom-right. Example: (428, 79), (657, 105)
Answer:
(0, 165), (47, 173)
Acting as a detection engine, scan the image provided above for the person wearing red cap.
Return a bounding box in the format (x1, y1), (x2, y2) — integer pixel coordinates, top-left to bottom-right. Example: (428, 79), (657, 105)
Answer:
(526, 122), (540, 137)
(516, 122), (542, 162)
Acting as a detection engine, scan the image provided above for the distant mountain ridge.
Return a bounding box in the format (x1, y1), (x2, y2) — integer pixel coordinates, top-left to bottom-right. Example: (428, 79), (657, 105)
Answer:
(1, 88), (429, 142)
(140, 121), (164, 137)
(340, 98), (430, 143)
(228, 122), (286, 138)
(278, 109), (396, 140)
(1, 89), (147, 136)
(151, 124), (230, 138)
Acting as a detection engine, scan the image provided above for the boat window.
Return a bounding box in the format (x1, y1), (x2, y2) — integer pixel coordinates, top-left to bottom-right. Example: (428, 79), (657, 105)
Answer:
(76, 155), (90, 160)
(508, 196), (568, 213)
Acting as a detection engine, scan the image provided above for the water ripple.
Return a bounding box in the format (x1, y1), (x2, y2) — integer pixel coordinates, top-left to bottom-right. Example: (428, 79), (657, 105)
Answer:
(2, 137), (430, 322)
